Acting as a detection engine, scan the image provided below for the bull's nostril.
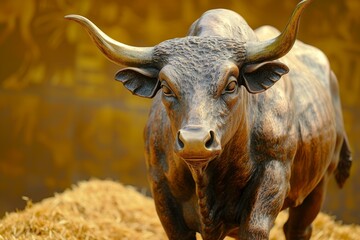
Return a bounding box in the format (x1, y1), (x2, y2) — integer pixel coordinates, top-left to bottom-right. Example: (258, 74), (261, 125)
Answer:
(176, 128), (221, 159)
(177, 131), (184, 149)
(205, 130), (215, 148)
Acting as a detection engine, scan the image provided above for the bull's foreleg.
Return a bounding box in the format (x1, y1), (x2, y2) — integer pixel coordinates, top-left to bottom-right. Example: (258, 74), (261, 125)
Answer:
(238, 160), (290, 240)
(283, 177), (327, 240)
(151, 180), (196, 240)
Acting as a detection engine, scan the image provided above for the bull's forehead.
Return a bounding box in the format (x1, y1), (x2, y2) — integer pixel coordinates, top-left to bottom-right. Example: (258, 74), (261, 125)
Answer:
(153, 36), (245, 76)
(153, 36), (245, 92)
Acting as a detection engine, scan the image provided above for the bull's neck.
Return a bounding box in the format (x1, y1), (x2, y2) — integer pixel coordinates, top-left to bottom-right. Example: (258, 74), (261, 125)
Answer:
(187, 163), (217, 236)
(246, 89), (263, 130)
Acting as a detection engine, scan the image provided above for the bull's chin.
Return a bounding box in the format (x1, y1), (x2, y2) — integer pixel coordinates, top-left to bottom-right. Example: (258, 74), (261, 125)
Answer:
(181, 156), (217, 169)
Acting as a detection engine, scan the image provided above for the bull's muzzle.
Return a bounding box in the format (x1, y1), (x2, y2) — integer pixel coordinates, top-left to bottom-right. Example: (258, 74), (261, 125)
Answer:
(175, 126), (221, 166)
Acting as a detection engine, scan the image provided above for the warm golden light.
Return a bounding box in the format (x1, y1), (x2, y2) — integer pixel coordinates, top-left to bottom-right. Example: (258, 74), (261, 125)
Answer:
(0, 0), (359, 224)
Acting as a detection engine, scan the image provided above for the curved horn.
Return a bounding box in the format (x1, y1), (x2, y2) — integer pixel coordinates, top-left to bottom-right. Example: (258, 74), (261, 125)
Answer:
(245, 0), (313, 63)
(65, 14), (154, 67)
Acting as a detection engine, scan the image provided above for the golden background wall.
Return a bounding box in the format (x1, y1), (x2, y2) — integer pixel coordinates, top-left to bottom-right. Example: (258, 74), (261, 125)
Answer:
(0, 0), (359, 224)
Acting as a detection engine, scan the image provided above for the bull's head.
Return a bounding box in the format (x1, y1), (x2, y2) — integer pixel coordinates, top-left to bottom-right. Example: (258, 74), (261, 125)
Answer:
(65, 0), (311, 168)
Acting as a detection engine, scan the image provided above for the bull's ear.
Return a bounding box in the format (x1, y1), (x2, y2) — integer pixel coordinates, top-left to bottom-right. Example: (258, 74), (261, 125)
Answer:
(115, 67), (160, 98)
(241, 61), (289, 94)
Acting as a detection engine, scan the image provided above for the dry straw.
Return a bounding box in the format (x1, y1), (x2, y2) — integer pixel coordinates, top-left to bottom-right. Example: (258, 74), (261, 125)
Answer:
(0, 179), (359, 240)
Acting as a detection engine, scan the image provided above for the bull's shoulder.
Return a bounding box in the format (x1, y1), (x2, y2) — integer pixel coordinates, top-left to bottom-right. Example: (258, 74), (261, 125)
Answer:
(283, 41), (333, 122)
(248, 87), (297, 162)
(279, 42), (336, 146)
(286, 40), (330, 88)
(292, 41), (329, 73)
(188, 9), (257, 40)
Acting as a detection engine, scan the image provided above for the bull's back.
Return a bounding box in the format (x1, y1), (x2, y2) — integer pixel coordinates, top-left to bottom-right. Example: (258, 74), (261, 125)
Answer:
(188, 9), (258, 40)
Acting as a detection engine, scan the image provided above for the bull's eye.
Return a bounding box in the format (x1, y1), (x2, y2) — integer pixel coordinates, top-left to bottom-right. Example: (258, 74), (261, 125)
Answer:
(223, 76), (238, 94)
(161, 82), (175, 97)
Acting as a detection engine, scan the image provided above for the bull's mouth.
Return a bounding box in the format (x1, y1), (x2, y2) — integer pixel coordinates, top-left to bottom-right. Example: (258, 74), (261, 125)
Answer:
(181, 156), (218, 169)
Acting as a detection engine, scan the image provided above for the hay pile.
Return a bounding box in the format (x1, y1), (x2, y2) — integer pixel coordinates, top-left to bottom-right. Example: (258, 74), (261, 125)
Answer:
(0, 180), (359, 240)
(0, 180), (165, 240)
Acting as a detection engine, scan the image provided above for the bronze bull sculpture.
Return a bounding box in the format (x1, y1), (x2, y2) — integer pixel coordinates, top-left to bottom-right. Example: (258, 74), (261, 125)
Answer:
(65, 0), (352, 239)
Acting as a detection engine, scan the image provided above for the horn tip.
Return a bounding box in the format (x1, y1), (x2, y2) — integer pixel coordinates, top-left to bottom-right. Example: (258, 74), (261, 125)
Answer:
(298, 0), (313, 6)
(64, 14), (85, 21)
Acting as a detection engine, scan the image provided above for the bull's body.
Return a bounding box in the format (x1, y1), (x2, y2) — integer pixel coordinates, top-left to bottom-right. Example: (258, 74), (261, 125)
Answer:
(66, 1), (351, 239)
(144, 9), (349, 240)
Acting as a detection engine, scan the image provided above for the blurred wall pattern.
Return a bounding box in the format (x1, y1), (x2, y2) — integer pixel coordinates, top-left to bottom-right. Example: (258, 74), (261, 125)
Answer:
(0, 0), (359, 223)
